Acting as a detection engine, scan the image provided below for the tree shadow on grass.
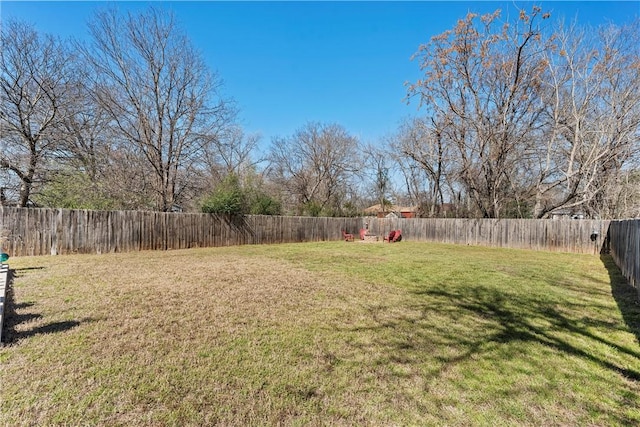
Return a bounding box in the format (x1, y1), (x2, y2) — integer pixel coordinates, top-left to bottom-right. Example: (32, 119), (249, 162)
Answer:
(398, 284), (640, 382)
(330, 267), (640, 424)
(452, 286), (638, 376)
(2, 269), (92, 345)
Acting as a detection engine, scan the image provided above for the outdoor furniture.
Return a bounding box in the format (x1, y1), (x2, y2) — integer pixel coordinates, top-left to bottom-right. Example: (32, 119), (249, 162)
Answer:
(384, 229), (402, 243)
(384, 230), (396, 242)
(359, 228), (367, 240)
(342, 230), (354, 242)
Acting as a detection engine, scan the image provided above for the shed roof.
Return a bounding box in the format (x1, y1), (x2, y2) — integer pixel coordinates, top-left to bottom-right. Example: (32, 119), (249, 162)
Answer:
(363, 204), (417, 214)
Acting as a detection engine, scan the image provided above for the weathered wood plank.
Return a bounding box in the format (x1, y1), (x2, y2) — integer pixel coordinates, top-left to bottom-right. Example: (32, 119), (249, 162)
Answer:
(609, 219), (640, 296)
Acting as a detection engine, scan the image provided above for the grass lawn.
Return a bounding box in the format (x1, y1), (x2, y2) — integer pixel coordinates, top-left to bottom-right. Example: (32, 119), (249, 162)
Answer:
(1, 241), (639, 426)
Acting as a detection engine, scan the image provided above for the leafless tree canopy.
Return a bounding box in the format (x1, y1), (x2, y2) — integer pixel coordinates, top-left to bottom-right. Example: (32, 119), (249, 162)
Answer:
(406, 8), (551, 218)
(268, 122), (361, 216)
(404, 8), (640, 218)
(536, 19), (640, 219)
(390, 117), (451, 217)
(79, 7), (235, 211)
(0, 21), (75, 206)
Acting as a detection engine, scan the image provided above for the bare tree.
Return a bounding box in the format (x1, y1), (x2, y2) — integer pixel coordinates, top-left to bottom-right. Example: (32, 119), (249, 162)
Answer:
(390, 117), (451, 217)
(267, 122), (361, 216)
(407, 7), (551, 218)
(535, 19), (640, 218)
(79, 7), (235, 211)
(0, 20), (75, 206)
(54, 75), (112, 183)
(362, 143), (393, 214)
(204, 125), (263, 182)
(406, 7), (639, 219)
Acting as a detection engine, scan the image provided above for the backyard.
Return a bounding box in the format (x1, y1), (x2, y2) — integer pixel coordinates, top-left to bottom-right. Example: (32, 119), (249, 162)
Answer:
(1, 241), (639, 426)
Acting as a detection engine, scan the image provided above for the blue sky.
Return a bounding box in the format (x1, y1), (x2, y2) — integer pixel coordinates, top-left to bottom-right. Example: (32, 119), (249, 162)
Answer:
(2, 1), (639, 151)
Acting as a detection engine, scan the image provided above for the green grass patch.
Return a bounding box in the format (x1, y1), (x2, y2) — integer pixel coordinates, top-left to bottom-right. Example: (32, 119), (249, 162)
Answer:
(1, 241), (639, 425)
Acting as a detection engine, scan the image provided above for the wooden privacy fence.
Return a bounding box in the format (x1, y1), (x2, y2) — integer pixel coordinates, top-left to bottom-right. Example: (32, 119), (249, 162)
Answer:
(608, 219), (640, 291)
(367, 217), (611, 255)
(0, 207), (360, 256)
(0, 207), (616, 256)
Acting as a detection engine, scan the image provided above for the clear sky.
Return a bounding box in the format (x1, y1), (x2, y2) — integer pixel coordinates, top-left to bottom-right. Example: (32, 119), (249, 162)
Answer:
(2, 1), (639, 152)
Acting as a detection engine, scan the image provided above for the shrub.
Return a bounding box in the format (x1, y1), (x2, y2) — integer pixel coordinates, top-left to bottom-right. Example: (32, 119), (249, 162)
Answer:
(249, 194), (282, 215)
(201, 175), (247, 215)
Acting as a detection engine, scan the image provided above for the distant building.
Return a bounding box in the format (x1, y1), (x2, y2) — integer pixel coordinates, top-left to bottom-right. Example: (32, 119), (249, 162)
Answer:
(363, 204), (418, 219)
(550, 209), (585, 220)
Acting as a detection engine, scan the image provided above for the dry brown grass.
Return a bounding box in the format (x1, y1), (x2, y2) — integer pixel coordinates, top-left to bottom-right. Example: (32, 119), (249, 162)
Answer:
(1, 246), (409, 425)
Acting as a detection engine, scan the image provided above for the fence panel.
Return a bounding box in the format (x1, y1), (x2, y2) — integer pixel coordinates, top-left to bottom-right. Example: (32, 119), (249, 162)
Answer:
(365, 217), (610, 255)
(0, 208), (364, 256)
(609, 219), (640, 296)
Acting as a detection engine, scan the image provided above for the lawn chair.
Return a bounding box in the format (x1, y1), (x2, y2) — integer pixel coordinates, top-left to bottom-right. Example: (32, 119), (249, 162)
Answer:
(384, 229), (403, 243)
(384, 230), (396, 242)
(359, 228), (367, 240)
(342, 230), (354, 242)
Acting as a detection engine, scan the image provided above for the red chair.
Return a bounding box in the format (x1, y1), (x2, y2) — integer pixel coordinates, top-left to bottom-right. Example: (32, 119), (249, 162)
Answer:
(359, 228), (367, 240)
(342, 230), (354, 242)
(384, 229), (403, 243)
(384, 230), (396, 242)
